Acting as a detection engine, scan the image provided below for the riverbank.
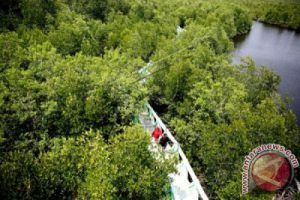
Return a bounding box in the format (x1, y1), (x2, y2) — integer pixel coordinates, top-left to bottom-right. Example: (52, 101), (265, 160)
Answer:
(216, 0), (300, 31)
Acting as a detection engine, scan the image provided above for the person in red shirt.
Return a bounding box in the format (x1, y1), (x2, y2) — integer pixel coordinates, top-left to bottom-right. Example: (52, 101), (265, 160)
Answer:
(152, 127), (163, 142)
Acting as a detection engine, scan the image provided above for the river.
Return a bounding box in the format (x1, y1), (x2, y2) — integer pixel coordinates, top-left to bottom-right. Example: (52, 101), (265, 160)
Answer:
(232, 21), (300, 124)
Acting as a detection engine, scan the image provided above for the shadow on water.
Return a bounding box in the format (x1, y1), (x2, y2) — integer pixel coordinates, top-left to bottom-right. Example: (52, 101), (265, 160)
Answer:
(232, 34), (247, 48)
(232, 21), (300, 124)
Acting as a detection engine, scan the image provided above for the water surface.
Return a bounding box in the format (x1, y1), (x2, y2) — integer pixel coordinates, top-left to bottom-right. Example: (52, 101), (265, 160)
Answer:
(232, 21), (300, 123)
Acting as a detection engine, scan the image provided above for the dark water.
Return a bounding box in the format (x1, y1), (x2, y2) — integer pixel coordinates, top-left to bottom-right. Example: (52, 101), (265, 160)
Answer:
(232, 21), (300, 123)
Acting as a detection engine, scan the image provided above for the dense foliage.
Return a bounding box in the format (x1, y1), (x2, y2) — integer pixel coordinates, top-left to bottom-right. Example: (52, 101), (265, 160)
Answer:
(220, 0), (300, 30)
(1, 126), (173, 199)
(0, 0), (299, 199)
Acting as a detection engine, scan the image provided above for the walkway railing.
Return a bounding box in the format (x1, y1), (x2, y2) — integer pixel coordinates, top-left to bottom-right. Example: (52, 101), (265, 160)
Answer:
(144, 103), (209, 200)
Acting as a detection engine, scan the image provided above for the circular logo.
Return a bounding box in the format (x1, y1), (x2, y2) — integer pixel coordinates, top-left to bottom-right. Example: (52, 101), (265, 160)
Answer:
(251, 152), (292, 192)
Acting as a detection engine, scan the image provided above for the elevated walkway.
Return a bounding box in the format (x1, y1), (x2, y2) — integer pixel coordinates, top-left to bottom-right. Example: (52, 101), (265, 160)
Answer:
(139, 103), (209, 200)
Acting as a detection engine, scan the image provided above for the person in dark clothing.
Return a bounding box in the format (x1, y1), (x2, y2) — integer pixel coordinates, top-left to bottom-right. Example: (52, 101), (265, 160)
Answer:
(159, 134), (170, 149)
